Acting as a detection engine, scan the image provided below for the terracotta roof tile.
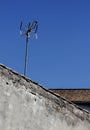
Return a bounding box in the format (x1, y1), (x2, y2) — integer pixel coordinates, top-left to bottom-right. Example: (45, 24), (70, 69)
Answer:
(49, 89), (90, 103)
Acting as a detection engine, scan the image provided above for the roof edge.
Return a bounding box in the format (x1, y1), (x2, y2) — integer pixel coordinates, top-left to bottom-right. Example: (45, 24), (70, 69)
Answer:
(0, 64), (90, 122)
(49, 88), (90, 90)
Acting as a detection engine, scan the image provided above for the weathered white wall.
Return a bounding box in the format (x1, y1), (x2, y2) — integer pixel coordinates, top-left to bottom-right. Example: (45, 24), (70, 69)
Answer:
(0, 64), (90, 130)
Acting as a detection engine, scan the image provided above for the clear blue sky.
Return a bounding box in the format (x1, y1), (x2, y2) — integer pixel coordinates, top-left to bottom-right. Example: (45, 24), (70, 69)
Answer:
(0, 0), (90, 89)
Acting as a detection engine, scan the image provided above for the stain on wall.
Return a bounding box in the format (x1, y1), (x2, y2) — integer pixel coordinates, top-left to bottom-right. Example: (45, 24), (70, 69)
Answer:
(0, 64), (90, 130)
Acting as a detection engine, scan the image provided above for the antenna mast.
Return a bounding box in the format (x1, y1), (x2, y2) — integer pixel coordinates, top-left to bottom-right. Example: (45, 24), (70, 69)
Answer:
(20, 20), (38, 76)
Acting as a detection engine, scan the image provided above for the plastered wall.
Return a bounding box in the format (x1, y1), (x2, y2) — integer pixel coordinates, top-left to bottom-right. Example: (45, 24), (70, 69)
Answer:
(0, 64), (90, 130)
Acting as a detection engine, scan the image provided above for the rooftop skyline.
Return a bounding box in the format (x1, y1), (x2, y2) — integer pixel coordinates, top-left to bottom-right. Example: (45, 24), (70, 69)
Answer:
(0, 0), (90, 88)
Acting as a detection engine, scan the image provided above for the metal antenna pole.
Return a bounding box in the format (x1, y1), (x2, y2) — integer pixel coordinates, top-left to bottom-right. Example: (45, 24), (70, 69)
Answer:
(20, 20), (38, 76)
(24, 36), (28, 76)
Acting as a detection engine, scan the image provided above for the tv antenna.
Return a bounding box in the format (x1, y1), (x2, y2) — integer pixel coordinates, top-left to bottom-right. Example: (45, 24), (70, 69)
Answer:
(20, 20), (38, 76)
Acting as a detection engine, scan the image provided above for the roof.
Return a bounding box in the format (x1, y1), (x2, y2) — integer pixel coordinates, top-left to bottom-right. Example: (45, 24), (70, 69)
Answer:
(0, 64), (90, 129)
(49, 89), (90, 103)
(0, 64), (90, 116)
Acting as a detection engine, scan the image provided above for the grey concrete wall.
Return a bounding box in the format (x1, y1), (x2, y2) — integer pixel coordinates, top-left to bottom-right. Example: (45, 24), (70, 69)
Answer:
(0, 64), (90, 130)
